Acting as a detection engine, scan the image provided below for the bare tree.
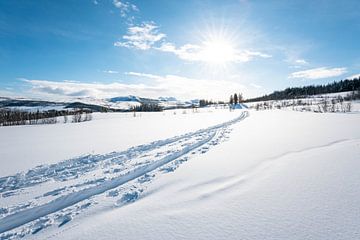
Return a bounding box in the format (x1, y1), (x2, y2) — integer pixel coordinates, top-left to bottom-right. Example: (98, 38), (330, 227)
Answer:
(345, 102), (352, 112)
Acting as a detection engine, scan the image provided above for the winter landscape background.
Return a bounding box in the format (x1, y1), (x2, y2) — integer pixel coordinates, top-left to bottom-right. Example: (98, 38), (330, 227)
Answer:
(1, 0), (360, 239)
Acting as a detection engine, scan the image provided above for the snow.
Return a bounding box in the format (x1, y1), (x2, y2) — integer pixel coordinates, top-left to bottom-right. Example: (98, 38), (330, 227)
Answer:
(246, 94), (360, 113)
(0, 112), (247, 234)
(0, 107), (236, 176)
(72, 95), (193, 110)
(4, 105), (68, 112)
(1, 108), (360, 239)
(71, 97), (141, 110)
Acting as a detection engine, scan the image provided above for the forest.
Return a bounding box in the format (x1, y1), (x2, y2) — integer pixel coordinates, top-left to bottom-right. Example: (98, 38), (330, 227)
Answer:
(243, 77), (360, 102)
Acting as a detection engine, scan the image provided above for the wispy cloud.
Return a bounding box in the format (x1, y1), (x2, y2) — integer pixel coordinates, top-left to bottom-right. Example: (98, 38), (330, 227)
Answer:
(114, 23), (271, 63)
(128, 72), (247, 100)
(294, 59), (308, 65)
(22, 74), (246, 101)
(114, 22), (166, 50)
(103, 70), (119, 74)
(157, 43), (271, 63)
(124, 71), (160, 79)
(289, 67), (347, 79)
(287, 58), (309, 69)
(23, 78), (163, 99)
(113, 0), (138, 18)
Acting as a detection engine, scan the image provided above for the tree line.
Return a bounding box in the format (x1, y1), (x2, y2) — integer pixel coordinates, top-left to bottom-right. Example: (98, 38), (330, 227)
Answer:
(131, 103), (163, 112)
(244, 77), (360, 102)
(229, 93), (244, 104)
(0, 109), (92, 126)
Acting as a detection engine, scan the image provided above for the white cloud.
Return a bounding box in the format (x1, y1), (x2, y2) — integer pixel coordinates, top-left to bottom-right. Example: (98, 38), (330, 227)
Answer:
(286, 58), (309, 69)
(114, 23), (166, 50)
(289, 67), (347, 79)
(346, 73), (360, 80)
(114, 22), (271, 63)
(22, 74), (247, 101)
(23, 79), (164, 99)
(124, 72), (160, 79)
(103, 70), (119, 74)
(289, 65), (302, 69)
(113, 0), (138, 17)
(156, 42), (271, 63)
(295, 59), (308, 65)
(136, 73), (247, 100)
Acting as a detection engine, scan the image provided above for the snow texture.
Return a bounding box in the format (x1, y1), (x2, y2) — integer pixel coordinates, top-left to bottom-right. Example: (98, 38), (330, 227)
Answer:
(0, 108), (360, 240)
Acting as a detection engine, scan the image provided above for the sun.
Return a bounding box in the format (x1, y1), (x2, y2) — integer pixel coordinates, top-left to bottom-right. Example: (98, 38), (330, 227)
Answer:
(193, 22), (242, 74)
(199, 37), (237, 65)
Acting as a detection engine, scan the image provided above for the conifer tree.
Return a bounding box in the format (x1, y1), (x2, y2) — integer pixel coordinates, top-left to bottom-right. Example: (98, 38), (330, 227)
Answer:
(229, 95), (234, 105)
(234, 93), (238, 104)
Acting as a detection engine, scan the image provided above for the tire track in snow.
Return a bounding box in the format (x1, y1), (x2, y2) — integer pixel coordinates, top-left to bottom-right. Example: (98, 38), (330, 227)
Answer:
(0, 111), (248, 235)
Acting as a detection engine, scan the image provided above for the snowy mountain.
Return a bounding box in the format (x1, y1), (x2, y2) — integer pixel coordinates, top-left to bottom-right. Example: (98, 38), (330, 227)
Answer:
(158, 96), (177, 102)
(109, 95), (140, 103)
(0, 95), (199, 112)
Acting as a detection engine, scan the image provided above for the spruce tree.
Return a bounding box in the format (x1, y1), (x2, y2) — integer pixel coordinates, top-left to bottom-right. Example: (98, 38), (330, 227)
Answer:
(234, 93), (238, 104)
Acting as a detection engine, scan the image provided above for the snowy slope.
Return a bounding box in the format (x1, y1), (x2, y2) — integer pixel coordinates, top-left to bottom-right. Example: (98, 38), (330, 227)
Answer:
(0, 109), (359, 239)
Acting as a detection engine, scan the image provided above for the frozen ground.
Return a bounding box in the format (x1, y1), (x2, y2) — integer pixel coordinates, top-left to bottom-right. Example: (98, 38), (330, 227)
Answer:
(0, 108), (360, 239)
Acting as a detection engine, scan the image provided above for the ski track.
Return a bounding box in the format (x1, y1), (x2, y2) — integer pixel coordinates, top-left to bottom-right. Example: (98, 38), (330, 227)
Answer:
(0, 111), (248, 239)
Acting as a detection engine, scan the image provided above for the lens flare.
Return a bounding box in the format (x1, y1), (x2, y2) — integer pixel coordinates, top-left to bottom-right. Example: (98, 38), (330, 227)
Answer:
(200, 38), (237, 64)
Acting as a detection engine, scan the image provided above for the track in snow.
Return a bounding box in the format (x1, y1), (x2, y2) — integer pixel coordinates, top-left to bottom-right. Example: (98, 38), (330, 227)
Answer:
(0, 111), (248, 239)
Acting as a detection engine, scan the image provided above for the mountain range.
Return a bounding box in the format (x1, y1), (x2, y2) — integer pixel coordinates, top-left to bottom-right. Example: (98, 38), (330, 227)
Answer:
(0, 96), (200, 112)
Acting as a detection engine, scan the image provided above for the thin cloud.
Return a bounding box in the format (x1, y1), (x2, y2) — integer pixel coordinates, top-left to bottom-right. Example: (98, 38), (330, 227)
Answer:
(114, 23), (271, 63)
(156, 42), (271, 63)
(114, 22), (166, 50)
(289, 67), (347, 79)
(23, 79), (164, 99)
(22, 74), (247, 101)
(124, 72), (247, 100)
(103, 70), (119, 74)
(125, 72), (160, 79)
(295, 59), (308, 65)
(287, 58), (309, 69)
(113, 0), (138, 18)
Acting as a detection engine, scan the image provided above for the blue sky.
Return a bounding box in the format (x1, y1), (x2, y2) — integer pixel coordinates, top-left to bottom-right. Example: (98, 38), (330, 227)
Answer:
(0, 0), (359, 100)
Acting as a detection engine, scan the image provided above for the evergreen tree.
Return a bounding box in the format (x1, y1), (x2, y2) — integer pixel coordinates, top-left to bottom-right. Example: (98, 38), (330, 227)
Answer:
(229, 95), (234, 104)
(234, 93), (238, 104)
(244, 77), (360, 102)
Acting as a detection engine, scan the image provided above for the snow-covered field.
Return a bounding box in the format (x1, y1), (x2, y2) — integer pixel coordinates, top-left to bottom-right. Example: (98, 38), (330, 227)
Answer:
(0, 107), (233, 176)
(246, 92), (360, 113)
(1, 108), (360, 239)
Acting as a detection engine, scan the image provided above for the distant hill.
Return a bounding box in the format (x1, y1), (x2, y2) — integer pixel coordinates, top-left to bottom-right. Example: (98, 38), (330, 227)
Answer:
(245, 77), (360, 102)
(109, 95), (140, 103)
(0, 95), (199, 112)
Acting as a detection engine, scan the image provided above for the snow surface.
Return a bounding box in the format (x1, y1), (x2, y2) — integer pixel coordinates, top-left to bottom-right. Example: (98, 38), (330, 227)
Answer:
(0, 108), (236, 176)
(1, 109), (360, 239)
